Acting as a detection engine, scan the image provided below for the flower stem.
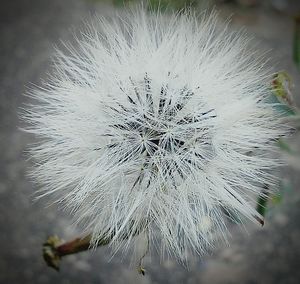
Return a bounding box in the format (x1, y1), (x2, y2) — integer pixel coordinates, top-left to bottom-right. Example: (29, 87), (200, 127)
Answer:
(43, 234), (110, 271)
(42, 219), (148, 271)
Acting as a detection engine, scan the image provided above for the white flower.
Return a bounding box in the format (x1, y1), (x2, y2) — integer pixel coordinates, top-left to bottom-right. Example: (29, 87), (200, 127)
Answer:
(23, 9), (288, 260)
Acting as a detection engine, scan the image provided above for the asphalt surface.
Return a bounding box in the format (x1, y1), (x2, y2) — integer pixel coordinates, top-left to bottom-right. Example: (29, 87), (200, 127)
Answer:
(1, 1), (300, 283)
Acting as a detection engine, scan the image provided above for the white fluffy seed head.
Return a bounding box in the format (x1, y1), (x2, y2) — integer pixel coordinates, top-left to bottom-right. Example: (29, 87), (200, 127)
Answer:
(23, 8), (288, 260)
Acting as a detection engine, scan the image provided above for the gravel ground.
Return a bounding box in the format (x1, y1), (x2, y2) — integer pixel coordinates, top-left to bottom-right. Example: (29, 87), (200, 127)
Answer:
(1, 1), (300, 283)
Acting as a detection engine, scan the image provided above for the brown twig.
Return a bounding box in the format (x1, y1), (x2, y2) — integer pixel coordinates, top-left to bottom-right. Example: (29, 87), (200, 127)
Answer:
(42, 219), (149, 271)
(43, 234), (109, 271)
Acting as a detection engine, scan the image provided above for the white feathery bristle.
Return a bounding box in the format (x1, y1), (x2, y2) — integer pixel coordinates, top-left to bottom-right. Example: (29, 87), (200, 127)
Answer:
(22, 8), (288, 260)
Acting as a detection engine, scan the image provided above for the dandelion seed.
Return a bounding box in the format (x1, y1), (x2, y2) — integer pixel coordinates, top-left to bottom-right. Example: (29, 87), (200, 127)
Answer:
(23, 8), (289, 260)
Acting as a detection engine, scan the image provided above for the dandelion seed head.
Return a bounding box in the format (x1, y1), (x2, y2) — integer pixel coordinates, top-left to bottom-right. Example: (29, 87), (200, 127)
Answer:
(23, 8), (289, 260)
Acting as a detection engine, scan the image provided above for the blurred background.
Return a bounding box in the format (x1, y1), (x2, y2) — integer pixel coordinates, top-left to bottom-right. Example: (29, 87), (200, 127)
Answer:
(1, 0), (300, 283)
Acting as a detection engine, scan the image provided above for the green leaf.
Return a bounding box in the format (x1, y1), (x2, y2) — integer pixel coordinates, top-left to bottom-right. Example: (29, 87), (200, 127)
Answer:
(256, 190), (269, 217)
(293, 15), (300, 70)
(271, 191), (282, 205)
(271, 181), (293, 206)
(277, 139), (295, 154)
(256, 180), (294, 217)
(269, 72), (297, 116)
